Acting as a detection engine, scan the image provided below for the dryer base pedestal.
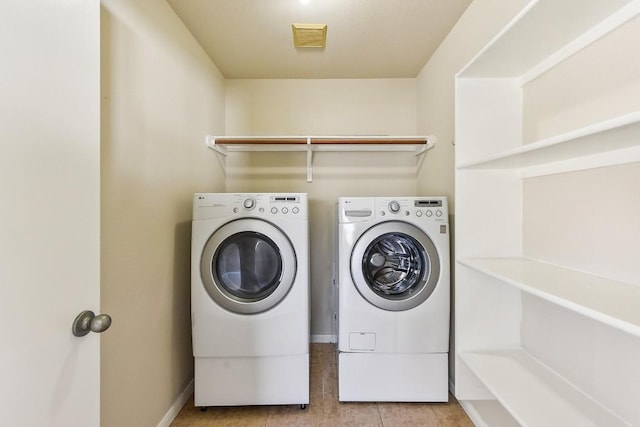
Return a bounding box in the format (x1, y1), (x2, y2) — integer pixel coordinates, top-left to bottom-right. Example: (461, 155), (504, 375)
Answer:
(195, 354), (309, 406)
(338, 352), (448, 402)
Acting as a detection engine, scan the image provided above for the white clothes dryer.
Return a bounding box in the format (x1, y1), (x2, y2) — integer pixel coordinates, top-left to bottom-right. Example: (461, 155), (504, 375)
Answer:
(191, 193), (309, 408)
(336, 196), (450, 402)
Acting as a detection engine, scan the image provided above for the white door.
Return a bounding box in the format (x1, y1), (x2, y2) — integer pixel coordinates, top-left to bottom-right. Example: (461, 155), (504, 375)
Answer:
(0, 1), (101, 426)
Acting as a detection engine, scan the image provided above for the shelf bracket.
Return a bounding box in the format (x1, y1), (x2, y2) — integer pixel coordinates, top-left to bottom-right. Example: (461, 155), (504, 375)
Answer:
(306, 137), (313, 183)
(416, 137), (436, 174)
(206, 135), (228, 156)
(206, 135), (228, 177)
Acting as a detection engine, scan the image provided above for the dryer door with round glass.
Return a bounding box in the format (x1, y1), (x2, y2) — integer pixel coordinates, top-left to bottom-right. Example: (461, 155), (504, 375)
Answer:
(350, 221), (440, 311)
(200, 218), (296, 314)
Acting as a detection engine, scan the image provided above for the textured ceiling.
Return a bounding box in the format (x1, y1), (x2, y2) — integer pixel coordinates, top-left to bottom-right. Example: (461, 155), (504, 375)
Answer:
(167, 0), (472, 79)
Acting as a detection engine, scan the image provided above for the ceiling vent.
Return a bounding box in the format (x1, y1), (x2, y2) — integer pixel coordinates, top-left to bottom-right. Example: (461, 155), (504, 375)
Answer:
(292, 24), (327, 48)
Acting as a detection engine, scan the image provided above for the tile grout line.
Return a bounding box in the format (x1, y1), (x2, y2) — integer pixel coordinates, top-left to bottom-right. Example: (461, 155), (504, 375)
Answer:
(376, 403), (387, 427)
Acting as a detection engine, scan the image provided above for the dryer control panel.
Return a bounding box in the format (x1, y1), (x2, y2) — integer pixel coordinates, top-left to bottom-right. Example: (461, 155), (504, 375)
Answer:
(193, 193), (308, 220)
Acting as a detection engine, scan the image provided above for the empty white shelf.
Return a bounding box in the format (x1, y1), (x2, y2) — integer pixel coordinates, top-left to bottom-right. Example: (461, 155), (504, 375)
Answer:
(458, 0), (639, 79)
(458, 257), (640, 337)
(456, 112), (640, 170)
(460, 349), (629, 427)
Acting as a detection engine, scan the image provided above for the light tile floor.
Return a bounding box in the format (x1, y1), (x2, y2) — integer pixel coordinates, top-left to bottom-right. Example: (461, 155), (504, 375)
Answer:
(171, 343), (473, 427)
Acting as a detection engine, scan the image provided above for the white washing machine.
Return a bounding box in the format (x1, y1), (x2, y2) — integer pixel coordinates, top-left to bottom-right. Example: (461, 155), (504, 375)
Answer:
(336, 196), (450, 402)
(191, 193), (309, 408)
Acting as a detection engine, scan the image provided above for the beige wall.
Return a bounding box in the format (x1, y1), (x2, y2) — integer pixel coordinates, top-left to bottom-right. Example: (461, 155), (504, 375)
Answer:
(225, 79), (417, 136)
(224, 79), (418, 336)
(100, 1), (225, 426)
(416, 0), (530, 211)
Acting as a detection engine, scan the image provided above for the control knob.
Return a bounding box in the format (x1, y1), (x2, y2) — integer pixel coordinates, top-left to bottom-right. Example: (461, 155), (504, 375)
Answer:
(243, 197), (256, 210)
(388, 200), (401, 213)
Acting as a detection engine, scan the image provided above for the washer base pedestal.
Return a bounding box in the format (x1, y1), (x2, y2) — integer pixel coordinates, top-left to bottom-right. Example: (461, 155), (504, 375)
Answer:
(338, 352), (448, 402)
(194, 354), (309, 406)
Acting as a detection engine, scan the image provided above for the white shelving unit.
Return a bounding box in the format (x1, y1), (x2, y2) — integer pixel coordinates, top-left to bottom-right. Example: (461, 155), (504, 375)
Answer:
(206, 135), (435, 182)
(456, 112), (640, 172)
(459, 258), (640, 338)
(455, 0), (640, 425)
(459, 350), (628, 427)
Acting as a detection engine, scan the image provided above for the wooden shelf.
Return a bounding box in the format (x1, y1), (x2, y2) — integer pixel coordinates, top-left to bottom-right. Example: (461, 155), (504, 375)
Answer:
(213, 137), (308, 145)
(206, 135), (435, 182)
(303, 137), (429, 145)
(460, 349), (628, 427)
(456, 111), (640, 171)
(458, 257), (640, 338)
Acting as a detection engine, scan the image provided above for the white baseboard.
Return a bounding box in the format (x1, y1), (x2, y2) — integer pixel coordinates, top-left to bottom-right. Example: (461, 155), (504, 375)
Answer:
(156, 379), (194, 427)
(311, 334), (336, 343)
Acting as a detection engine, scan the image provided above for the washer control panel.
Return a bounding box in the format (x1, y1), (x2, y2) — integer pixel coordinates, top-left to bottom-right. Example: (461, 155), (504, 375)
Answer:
(193, 193), (307, 220)
(338, 197), (448, 224)
(376, 198), (447, 222)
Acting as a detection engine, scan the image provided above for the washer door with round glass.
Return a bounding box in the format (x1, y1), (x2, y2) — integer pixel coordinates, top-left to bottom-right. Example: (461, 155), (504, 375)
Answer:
(200, 218), (296, 314)
(350, 221), (440, 311)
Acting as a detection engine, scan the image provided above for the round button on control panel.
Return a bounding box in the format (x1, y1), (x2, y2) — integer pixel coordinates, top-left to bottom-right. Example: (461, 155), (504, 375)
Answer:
(243, 198), (256, 210)
(388, 201), (401, 213)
